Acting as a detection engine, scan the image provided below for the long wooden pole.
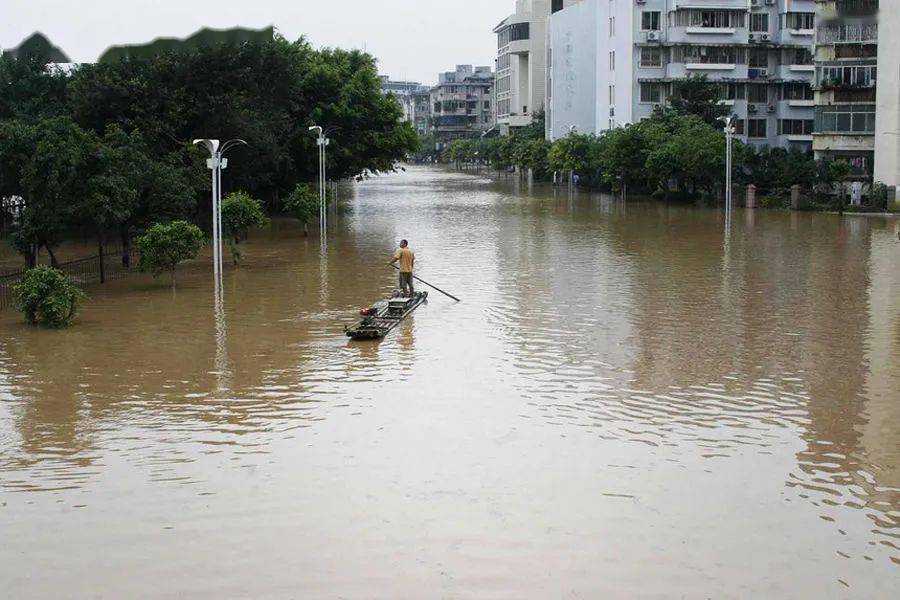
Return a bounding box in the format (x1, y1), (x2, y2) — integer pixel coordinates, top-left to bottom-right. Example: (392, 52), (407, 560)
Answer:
(390, 264), (460, 302)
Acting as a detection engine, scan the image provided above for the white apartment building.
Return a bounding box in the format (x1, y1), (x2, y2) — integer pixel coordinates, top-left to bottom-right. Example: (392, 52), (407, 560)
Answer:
(872, 2), (897, 194)
(494, 1), (582, 133)
(548, 0), (818, 151)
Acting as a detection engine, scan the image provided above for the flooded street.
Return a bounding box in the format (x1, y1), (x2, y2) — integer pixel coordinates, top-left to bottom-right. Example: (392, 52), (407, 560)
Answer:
(1, 166), (898, 598)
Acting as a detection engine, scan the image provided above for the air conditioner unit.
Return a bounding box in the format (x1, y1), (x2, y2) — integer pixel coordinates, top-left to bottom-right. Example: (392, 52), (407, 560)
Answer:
(767, 105), (776, 113)
(761, 33), (771, 42)
(750, 0), (761, 5)
(758, 68), (769, 78)
(646, 31), (660, 42)
(765, 0), (776, 5)
(748, 105), (759, 113)
(749, 33), (758, 42)
(636, 0), (646, 4)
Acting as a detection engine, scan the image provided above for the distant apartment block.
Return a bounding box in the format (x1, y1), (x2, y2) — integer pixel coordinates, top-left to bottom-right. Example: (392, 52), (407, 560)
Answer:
(494, 1), (582, 134)
(547, 0), (818, 151)
(430, 65), (495, 147)
(380, 76), (432, 135)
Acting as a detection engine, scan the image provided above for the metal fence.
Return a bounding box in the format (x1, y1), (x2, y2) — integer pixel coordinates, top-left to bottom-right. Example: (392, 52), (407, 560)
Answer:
(0, 245), (141, 311)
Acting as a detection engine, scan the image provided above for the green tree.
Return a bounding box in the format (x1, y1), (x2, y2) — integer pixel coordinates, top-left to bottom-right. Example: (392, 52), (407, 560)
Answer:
(221, 190), (269, 264)
(14, 265), (85, 328)
(547, 133), (601, 176)
(138, 221), (205, 288)
(1, 117), (97, 267)
(284, 183), (322, 236)
(68, 37), (418, 205)
(665, 75), (730, 127)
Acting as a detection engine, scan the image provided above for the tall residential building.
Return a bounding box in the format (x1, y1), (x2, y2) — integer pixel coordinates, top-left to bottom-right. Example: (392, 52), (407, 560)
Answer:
(379, 76), (432, 134)
(430, 65), (495, 148)
(547, 0), (817, 151)
(813, 0), (879, 182)
(872, 2), (898, 195)
(494, 1), (582, 134)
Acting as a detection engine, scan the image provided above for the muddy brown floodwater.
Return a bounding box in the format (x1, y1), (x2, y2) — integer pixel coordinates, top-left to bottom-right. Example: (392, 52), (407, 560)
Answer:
(1, 166), (899, 598)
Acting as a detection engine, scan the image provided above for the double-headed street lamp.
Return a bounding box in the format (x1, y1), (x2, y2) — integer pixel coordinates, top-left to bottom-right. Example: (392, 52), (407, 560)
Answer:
(193, 138), (247, 282)
(308, 126), (330, 236)
(719, 115), (736, 216)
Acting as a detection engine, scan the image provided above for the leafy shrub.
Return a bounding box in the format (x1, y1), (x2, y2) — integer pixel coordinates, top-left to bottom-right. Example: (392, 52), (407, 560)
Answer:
(14, 265), (85, 328)
(284, 183), (331, 235)
(868, 182), (889, 211)
(761, 195), (787, 209)
(221, 191), (269, 264)
(138, 221), (205, 287)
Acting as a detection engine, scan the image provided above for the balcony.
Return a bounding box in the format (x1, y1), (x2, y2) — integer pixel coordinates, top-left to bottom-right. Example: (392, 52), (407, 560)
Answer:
(673, 0), (747, 8)
(667, 26), (743, 45)
(816, 64), (877, 89)
(816, 23), (878, 44)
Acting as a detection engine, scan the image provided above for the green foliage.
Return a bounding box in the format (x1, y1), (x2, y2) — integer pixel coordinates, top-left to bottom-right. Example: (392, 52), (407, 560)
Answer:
(14, 265), (85, 328)
(69, 36), (418, 197)
(284, 183), (324, 235)
(761, 195), (787, 209)
(138, 221), (205, 286)
(664, 75), (730, 127)
(0, 116), (97, 266)
(868, 182), (890, 211)
(221, 191), (269, 263)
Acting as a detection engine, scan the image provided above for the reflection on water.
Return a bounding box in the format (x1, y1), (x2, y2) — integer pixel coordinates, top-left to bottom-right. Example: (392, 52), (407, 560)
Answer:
(1, 166), (898, 597)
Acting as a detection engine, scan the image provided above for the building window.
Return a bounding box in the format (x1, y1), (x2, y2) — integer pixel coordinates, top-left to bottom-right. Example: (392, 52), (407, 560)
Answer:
(609, 85), (615, 104)
(680, 46), (740, 65)
(815, 105), (876, 133)
(509, 22), (530, 42)
(790, 48), (813, 66)
(610, 17), (615, 36)
(779, 119), (814, 135)
(671, 10), (745, 28)
(733, 119), (745, 135)
(748, 84), (769, 103)
(609, 51), (615, 70)
(748, 119), (767, 138)
(750, 13), (768, 32)
(720, 82), (745, 100)
(783, 12), (814, 30)
(640, 46), (662, 67)
(818, 65), (877, 87)
(749, 48), (768, 68)
(782, 83), (813, 101)
(641, 11), (661, 31)
(640, 82), (662, 103)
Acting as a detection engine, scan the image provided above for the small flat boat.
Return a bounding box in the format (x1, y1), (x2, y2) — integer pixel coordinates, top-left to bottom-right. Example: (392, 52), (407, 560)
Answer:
(345, 291), (428, 340)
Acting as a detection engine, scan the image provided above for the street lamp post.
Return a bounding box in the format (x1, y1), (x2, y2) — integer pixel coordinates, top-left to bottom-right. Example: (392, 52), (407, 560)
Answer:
(719, 116), (736, 215)
(309, 126), (330, 236)
(193, 138), (247, 281)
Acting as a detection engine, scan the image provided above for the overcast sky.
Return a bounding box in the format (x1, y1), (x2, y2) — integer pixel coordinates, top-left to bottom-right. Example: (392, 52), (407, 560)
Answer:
(2, 0), (511, 84)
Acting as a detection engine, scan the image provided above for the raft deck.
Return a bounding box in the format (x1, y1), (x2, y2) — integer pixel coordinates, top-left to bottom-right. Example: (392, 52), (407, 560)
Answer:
(345, 291), (428, 340)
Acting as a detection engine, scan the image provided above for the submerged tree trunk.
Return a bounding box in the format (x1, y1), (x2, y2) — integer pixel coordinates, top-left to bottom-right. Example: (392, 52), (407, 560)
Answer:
(121, 228), (131, 268)
(170, 267), (176, 289)
(97, 236), (105, 284)
(45, 244), (59, 268)
(304, 221), (309, 236)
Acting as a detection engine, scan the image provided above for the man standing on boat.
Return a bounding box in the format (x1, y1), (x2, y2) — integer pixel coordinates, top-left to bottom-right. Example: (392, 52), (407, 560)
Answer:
(390, 239), (415, 296)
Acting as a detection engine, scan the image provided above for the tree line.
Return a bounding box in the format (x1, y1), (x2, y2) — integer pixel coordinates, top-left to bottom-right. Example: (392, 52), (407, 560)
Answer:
(0, 35), (419, 270)
(442, 77), (887, 210)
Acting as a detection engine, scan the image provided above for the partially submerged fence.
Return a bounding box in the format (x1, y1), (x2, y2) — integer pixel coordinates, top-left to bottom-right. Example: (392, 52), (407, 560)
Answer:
(0, 245), (141, 311)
